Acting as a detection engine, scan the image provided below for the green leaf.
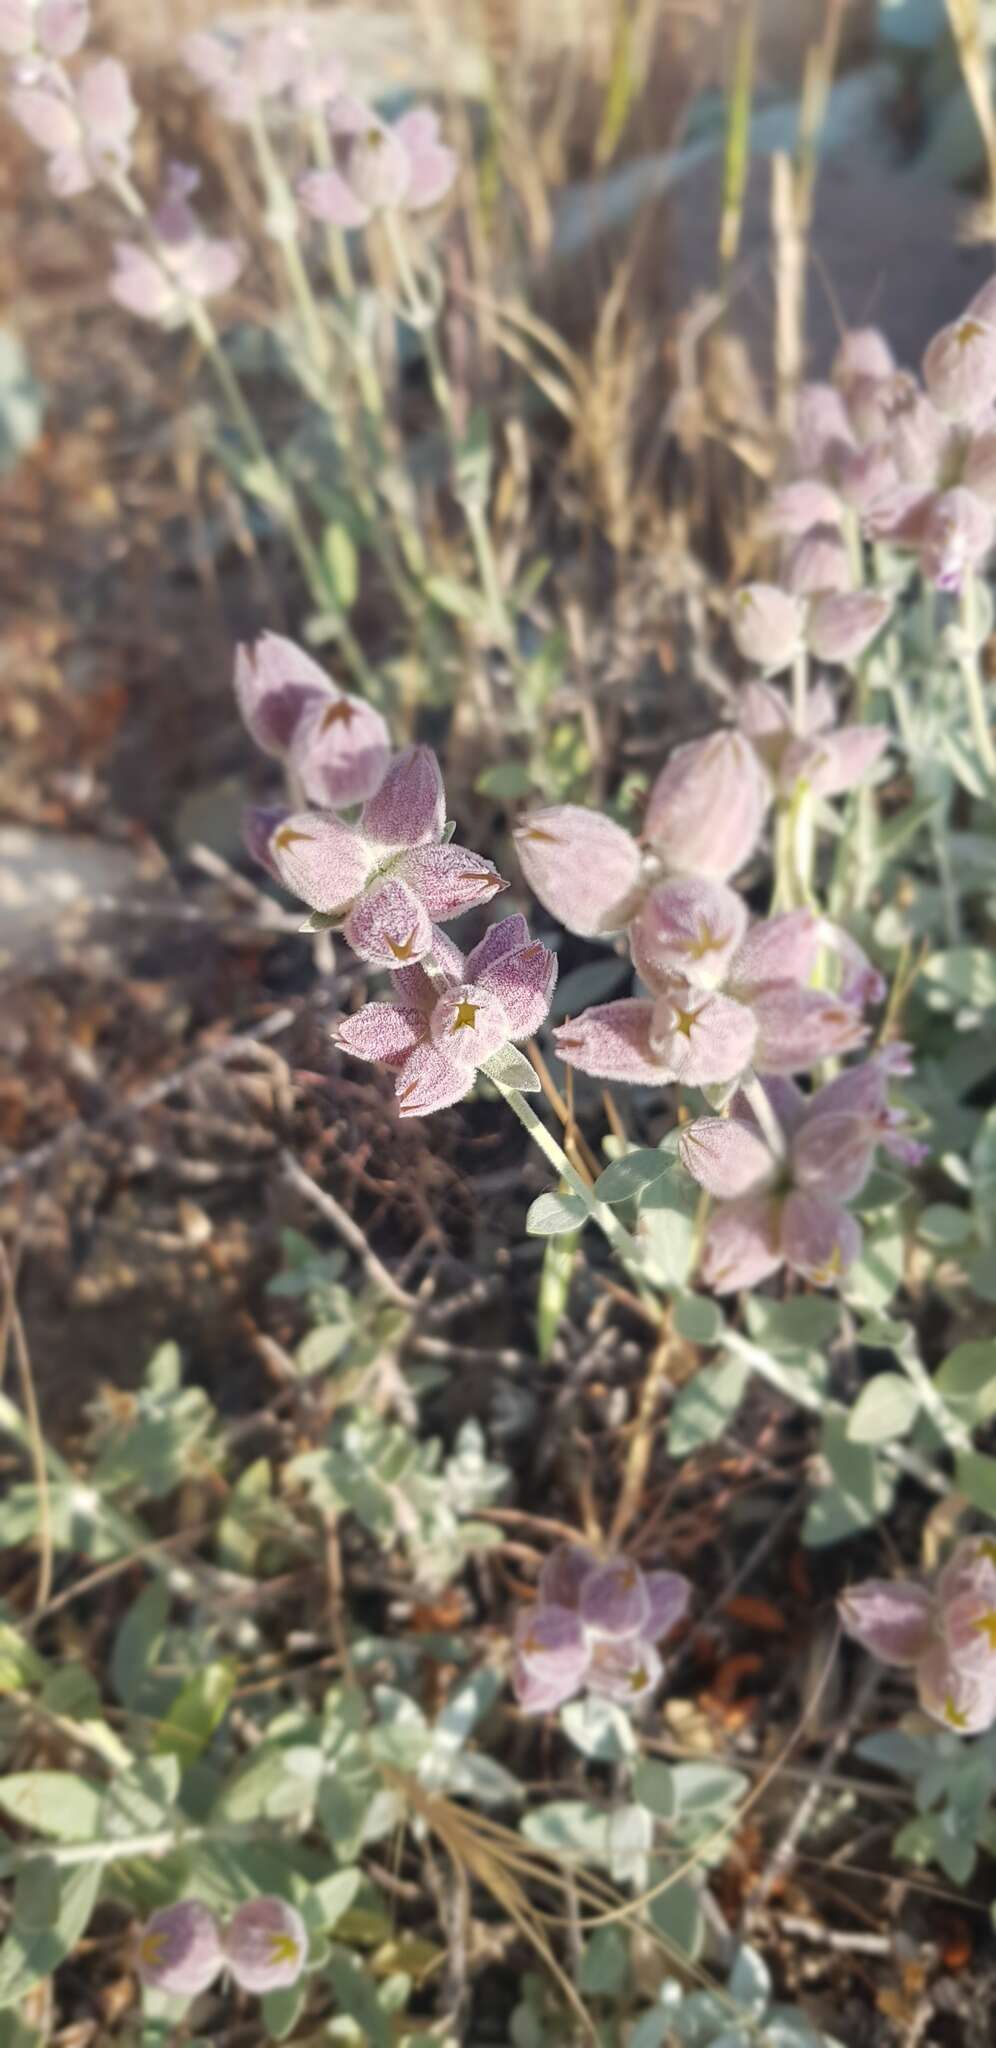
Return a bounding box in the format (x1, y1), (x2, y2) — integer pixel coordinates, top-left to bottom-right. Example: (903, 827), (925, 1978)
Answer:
(918, 1203), (972, 1248)
(326, 1949), (392, 2048)
(847, 1373), (920, 1444)
(593, 1149), (673, 1205)
(647, 1871), (703, 1960)
(0, 1774), (102, 1843)
(536, 1228), (578, 1363)
(322, 522), (358, 609)
(579, 1925), (629, 1997)
(425, 575), (488, 624)
(481, 1043), (541, 1092)
(474, 762), (533, 802)
(667, 1354), (748, 1456)
(632, 1760), (676, 1819)
(923, 947), (996, 1011)
(804, 1414), (895, 1547)
(112, 1581), (170, 1712)
(667, 1763), (748, 1815)
(559, 1695), (637, 1763)
(0, 1861), (100, 2010)
(636, 1172), (698, 1289)
(261, 1981), (308, 2041)
(745, 1295), (840, 1352)
(672, 1293), (725, 1346)
(954, 1450), (996, 1518)
(525, 1191), (588, 1237)
(935, 1341), (996, 1427)
(154, 1661), (236, 1763)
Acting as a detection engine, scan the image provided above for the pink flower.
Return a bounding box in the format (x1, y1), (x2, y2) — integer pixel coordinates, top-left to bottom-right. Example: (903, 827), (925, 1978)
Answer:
(781, 523), (852, 599)
(923, 315), (996, 424)
(299, 96), (457, 227)
(832, 327), (896, 392)
(729, 583), (806, 671)
(233, 632), (391, 809)
(135, 1901), (223, 1997)
(250, 745), (506, 963)
(840, 1538), (996, 1736)
(643, 730), (768, 882)
(513, 1543), (690, 1714)
(336, 914), (557, 1116)
(222, 1897), (307, 1994)
(110, 163), (243, 325)
(739, 679), (889, 795)
(513, 804), (644, 937)
(0, 0), (87, 57)
(9, 52), (136, 195)
(914, 487), (994, 594)
(684, 1051), (920, 1294)
(791, 383), (855, 477)
(184, 20), (343, 121)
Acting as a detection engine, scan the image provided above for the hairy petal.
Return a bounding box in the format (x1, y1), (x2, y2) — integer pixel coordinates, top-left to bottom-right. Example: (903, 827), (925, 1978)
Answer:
(923, 315), (996, 423)
(538, 1543), (601, 1610)
(751, 985), (868, 1074)
(267, 811), (372, 913)
(730, 909), (821, 991)
(643, 1570), (692, 1642)
(781, 1191), (861, 1286)
(837, 1580), (934, 1667)
(475, 939), (558, 1041)
(554, 1000), (663, 1086)
(514, 805), (643, 937)
(806, 593), (892, 667)
(335, 1003), (426, 1070)
(580, 1559), (651, 1640)
(297, 165), (371, 227)
(791, 1109), (878, 1203)
(917, 1640), (996, 1736)
(343, 876), (433, 968)
(136, 1902), (223, 1997)
(428, 982), (510, 1066)
(586, 1636), (663, 1706)
(397, 841), (507, 920)
(678, 1115), (776, 1199)
(699, 1194), (784, 1294)
(514, 1603), (589, 1713)
(394, 1043), (475, 1118)
(463, 914), (531, 978)
(234, 632), (331, 755)
(729, 582), (806, 670)
(360, 744), (446, 850)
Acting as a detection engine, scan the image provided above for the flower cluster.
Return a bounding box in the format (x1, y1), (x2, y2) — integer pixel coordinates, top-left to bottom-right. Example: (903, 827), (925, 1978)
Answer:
(238, 637), (556, 1097)
(677, 1049), (923, 1292)
(839, 1536), (996, 1736)
(299, 96), (458, 227)
(136, 1894), (306, 1999)
(513, 1544), (691, 1713)
(6, 33), (135, 195)
(110, 163), (243, 325)
(760, 303), (996, 595)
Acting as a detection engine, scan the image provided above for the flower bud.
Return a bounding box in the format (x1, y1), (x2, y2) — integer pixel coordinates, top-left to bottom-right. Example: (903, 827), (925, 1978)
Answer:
(833, 327), (895, 390)
(644, 731), (768, 880)
(837, 1580), (934, 1667)
(678, 1114), (775, 1199)
(290, 690), (391, 809)
(223, 1897), (307, 1994)
(806, 592), (891, 667)
(233, 633), (330, 757)
(792, 383), (855, 475)
(918, 486), (994, 593)
(792, 1108), (878, 1202)
(463, 926), (557, 1039)
(629, 877), (749, 992)
(729, 583), (806, 670)
(514, 805), (643, 936)
(136, 1901), (223, 1997)
(267, 811), (372, 914)
(923, 315), (996, 422)
(782, 525), (852, 598)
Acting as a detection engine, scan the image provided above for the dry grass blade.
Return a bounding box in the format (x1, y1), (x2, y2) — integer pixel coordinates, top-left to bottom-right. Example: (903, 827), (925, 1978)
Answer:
(946, 0), (996, 239)
(0, 1237), (53, 1611)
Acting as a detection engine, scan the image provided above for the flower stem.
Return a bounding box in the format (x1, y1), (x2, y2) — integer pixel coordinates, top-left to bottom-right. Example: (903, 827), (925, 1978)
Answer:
(496, 1082), (647, 1273)
(958, 575), (996, 782)
(249, 106), (332, 376)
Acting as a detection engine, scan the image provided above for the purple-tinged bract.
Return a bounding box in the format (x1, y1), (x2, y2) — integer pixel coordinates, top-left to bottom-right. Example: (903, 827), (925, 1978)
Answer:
(136, 1901), (223, 1998)
(223, 1897), (308, 1994)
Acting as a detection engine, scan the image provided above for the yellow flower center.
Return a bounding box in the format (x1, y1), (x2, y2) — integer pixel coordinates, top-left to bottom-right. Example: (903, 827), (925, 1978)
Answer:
(139, 1931), (167, 1967)
(451, 1000), (479, 1032)
(274, 826), (312, 850)
(944, 1694), (968, 1729)
(970, 1609), (996, 1652)
(387, 928), (418, 961)
(268, 1933), (300, 1967)
(320, 698), (358, 731)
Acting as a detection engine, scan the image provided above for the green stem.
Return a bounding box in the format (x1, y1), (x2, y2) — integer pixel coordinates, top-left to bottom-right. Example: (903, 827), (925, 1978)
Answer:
(496, 1083), (646, 1272)
(249, 106), (332, 376)
(958, 576), (996, 782)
